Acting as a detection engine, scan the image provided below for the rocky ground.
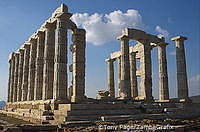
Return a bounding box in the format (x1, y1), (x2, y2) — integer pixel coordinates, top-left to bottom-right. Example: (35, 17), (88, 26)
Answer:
(1, 113), (200, 131)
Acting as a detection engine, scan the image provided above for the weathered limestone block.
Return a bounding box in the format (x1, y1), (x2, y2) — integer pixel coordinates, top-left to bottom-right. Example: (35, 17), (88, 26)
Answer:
(13, 52), (20, 102)
(118, 35), (131, 99)
(71, 29), (86, 102)
(157, 42), (169, 101)
(171, 36), (189, 100)
(130, 52), (138, 98)
(106, 58), (115, 98)
(53, 11), (72, 103)
(17, 49), (25, 102)
(21, 43), (31, 101)
(27, 38), (37, 101)
(34, 31), (45, 100)
(43, 22), (56, 100)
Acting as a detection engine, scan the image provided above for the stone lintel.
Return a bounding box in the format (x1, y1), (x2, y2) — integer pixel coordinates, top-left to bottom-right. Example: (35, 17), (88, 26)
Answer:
(171, 36), (187, 41)
(110, 47), (138, 59)
(117, 35), (129, 40)
(55, 12), (72, 21)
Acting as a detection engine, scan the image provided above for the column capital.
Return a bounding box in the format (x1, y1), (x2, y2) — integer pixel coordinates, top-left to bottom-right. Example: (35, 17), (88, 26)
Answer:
(117, 35), (129, 40)
(44, 21), (56, 30)
(36, 30), (45, 37)
(171, 36), (187, 41)
(23, 43), (31, 49)
(73, 28), (86, 35)
(105, 58), (116, 62)
(29, 37), (37, 44)
(157, 42), (168, 47)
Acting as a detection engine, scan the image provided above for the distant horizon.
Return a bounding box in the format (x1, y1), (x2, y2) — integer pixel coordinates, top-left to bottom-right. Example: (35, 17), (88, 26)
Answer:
(0, 0), (199, 101)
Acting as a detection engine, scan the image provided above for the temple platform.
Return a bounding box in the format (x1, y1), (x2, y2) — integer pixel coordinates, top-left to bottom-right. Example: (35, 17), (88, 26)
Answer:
(2, 100), (200, 125)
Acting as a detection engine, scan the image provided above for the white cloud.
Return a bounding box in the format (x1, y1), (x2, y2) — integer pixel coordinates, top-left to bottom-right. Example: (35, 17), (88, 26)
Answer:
(155, 26), (169, 38)
(71, 9), (145, 45)
(190, 74), (200, 83)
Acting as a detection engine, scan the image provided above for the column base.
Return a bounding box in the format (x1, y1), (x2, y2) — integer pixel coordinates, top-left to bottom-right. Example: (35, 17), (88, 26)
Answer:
(71, 95), (87, 103)
(179, 98), (192, 103)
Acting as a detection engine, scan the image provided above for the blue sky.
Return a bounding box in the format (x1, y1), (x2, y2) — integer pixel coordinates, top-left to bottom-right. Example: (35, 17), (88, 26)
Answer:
(0, 0), (199, 101)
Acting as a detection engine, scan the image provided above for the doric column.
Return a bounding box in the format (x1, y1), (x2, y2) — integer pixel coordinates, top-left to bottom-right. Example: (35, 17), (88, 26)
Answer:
(13, 52), (20, 102)
(8, 53), (14, 102)
(171, 36), (189, 100)
(117, 57), (121, 97)
(17, 48), (25, 102)
(53, 12), (72, 103)
(138, 40), (153, 101)
(117, 35), (131, 99)
(43, 22), (56, 100)
(34, 31), (45, 100)
(157, 43), (169, 101)
(130, 52), (138, 98)
(71, 29), (86, 102)
(21, 43), (31, 101)
(27, 38), (37, 101)
(106, 58), (115, 98)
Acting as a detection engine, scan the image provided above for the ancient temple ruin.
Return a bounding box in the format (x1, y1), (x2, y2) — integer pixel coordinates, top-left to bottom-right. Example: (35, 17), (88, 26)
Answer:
(4, 4), (193, 124)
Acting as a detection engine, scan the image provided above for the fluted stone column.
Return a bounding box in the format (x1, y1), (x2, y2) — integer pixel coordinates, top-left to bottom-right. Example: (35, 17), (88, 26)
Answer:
(118, 35), (131, 99)
(43, 22), (56, 100)
(117, 57), (121, 97)
(171, 36), (189, 100)
(139, 40), (153, 101)
(53, 12), (72, 103)
(17, 49), (25, 102)
(13, 53), (20, 102)
(71, 29), (86, 102)
(27, 38), (37, 101)
(34, 31), (45, 100)
(106, 58), (115, 98)
(8, 53), (14, 102)
(7, 56), (12, 102)
(21, 43), (31, 101)
(157, 43), (169, 101)
(9, 53), (15, 102)
(130, 52), (138, 98)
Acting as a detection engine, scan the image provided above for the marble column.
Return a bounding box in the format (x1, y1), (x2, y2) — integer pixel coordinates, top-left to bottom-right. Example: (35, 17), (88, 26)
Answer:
(21, 43), (31, 101)
(157, 43), (169, 101)
(118, 35), (131, 99)
(117, 57), (121, 97)
(43, 22), (56, 100)
(27, 38), (37, 101)
(139, 40), (153, 101)
(13, 52), (20, 102)
(17, 49), (25, 102)
(71, 29), (86, 102)
(53, 12), (71, 103)
(106, 58), (115, 98)
(34, 31), (45, 100)
(130, 52), (138, 98)
(8, 53), (14, 102)
(171, 36), (189, 100)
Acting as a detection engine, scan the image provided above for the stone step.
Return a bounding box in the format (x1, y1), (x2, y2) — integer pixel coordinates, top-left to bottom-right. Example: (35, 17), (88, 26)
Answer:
(65, 115), (100, 121)
(66, 109), (140, 116)
(67, 103), (140, 110)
